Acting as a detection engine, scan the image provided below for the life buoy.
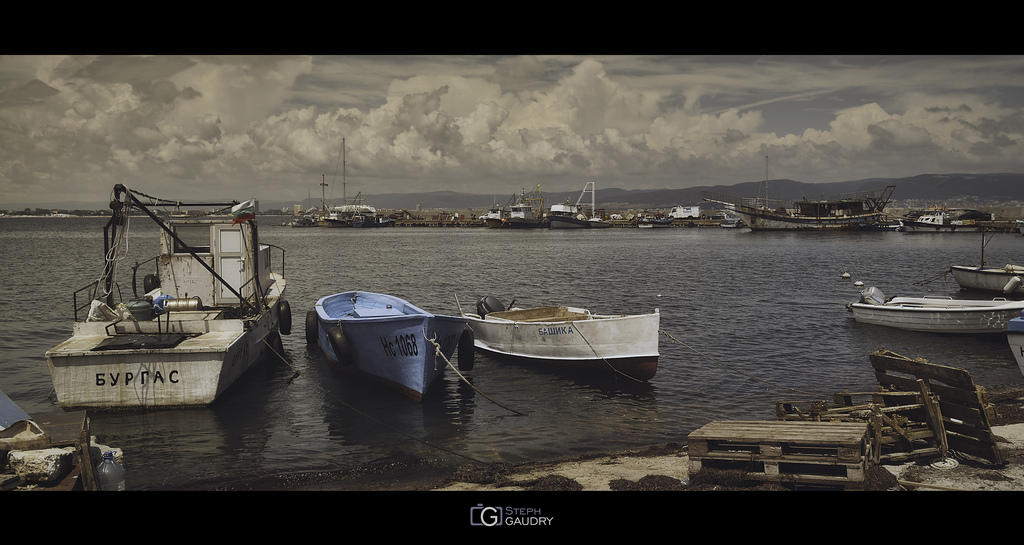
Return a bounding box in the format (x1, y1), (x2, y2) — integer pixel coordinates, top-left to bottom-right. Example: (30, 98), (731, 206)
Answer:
(458, 326), (475, 371)
(327, 326), (353, 365)
(279, 299), (292, 335)
(305, 308), (319, 345)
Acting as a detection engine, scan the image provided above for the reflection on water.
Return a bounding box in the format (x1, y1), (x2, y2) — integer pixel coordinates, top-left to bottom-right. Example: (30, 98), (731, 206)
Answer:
(2, 217), (1023, 489)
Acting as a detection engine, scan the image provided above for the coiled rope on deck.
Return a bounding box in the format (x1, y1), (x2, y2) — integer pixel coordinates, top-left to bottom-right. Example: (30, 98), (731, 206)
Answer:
(659, 329), (827, 398)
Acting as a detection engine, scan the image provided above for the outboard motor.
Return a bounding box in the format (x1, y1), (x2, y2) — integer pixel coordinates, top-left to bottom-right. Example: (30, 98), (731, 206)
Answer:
(858, 286), (886, 305)
(476, 296), (505, 317)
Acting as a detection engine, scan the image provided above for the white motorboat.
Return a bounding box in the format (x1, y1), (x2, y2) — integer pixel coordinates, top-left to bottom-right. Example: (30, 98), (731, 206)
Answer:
(847, 286), (1024, 333)
(950, 264), (1024, 294)
(463, 296), (660, 380)
(719, 215), (745, 229)
(1005, 311), (1024, 377)
(46, 185), (290, 410)
(306, 291), (471, 400)
(949, 229), (1024, 294)
(898, 209), (992, 232)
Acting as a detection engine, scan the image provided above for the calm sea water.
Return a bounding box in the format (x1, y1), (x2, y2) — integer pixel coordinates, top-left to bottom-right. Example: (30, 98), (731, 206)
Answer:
(2, 217), (1023, 490)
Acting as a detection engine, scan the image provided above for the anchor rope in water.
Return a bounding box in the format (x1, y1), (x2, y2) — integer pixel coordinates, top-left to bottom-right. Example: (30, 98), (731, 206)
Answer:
(259, 335), (491, 466)
(422, 329), (529, 416)
(659, 329), (827, 398)
(913, 267), (953, 287)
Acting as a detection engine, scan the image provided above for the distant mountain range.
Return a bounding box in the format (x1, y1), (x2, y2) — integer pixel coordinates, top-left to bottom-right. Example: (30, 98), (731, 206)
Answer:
(300, 173), (1024, 212)
(10, 173), (1024, 212)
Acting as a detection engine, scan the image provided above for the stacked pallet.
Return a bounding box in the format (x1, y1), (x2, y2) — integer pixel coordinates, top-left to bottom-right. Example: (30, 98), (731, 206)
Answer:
(687, 420), (870, 490)
(775, 349), (1005, 465)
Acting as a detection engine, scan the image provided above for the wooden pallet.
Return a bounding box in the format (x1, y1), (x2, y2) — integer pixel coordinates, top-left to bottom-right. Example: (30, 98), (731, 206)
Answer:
(776, 389), (945, 463)
(869, 348), (1005, 464)
(688, 420), (870, 490)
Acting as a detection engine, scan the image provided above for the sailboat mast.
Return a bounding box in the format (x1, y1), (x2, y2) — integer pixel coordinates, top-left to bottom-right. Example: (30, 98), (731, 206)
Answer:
(342, 137), (347, 205)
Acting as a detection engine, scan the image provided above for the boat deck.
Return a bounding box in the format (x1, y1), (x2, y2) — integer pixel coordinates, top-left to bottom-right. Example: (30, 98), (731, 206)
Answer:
(489, 306), (593, 322)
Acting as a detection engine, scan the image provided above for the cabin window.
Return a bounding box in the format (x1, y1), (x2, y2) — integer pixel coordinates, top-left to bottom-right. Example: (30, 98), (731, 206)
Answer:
(172, 224), (212, 254)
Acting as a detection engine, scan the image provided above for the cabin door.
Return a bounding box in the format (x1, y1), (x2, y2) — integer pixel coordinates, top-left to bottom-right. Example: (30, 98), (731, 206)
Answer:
(212, 224), (250, 305)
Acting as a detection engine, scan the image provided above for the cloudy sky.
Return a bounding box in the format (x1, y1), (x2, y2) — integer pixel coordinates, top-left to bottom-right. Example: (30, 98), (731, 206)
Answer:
(2, 54), (1023, 207)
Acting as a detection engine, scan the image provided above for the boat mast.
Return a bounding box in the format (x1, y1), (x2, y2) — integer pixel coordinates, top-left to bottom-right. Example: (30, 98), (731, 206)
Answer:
(320, 175), (328, 219)
(342, 137), (347, 205)
(763, 155), (769, 207)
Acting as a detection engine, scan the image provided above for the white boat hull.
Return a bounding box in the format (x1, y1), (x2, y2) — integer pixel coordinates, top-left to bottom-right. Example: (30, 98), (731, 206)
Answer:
(950, 265), (1024, 294)
(313, 292), (469, 400)
(46, 283), (285, 409)
(465, 306), (660, 380)
(849, 295), (1024, 333)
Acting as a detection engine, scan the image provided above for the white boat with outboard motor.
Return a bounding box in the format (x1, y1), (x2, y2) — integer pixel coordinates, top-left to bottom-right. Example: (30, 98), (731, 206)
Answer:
(306, 291), (472, 401)
(462, 296), (661, 380)
(847, 286), (1024, 333)
(45, 185), (291, 410)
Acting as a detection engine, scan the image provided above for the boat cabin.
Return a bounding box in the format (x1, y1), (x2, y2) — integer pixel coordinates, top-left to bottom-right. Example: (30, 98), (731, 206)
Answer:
(793, 197), (870, 218)
(161, 218), (274, 308)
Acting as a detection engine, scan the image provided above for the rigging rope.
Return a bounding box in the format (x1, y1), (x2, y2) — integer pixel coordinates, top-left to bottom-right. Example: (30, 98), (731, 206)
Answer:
(94, 186), (132, 303)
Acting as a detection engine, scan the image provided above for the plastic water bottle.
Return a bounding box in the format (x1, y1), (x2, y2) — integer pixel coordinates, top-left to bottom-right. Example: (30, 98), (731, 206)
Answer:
(97, 451), (126, 491)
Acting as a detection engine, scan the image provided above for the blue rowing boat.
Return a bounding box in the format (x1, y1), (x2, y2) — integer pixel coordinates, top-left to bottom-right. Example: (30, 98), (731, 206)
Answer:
(306, 291), (472, 400)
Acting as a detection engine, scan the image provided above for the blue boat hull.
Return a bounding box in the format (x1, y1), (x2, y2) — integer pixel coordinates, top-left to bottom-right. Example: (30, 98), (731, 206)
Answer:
(312, 291), (468, 400)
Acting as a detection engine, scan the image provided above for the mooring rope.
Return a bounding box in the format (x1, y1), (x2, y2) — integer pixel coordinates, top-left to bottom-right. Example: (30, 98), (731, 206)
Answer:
(259, 335), (491, 466)
(573, 323), (645, 383)
(913, 267), (953, 287)
(659, 329), (827, 398)
(422, 330), (528, 416)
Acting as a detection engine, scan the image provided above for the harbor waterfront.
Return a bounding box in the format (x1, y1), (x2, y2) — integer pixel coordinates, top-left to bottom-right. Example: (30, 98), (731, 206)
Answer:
(2, 216), (1024, 490)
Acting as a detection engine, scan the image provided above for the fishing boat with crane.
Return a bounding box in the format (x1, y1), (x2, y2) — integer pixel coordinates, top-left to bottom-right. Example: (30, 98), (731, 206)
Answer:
(45, 185), (290, 410)
(547, 182), (612, 229)
(702, 157), (896, 231)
